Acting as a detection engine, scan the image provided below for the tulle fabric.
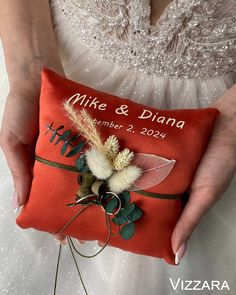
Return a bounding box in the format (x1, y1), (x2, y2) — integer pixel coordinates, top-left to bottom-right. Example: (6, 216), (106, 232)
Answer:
(1, 3), (236, 295)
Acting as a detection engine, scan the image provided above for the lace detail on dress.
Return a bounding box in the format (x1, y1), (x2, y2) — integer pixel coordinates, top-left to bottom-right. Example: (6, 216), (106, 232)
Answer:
(52, 0), (236, 78)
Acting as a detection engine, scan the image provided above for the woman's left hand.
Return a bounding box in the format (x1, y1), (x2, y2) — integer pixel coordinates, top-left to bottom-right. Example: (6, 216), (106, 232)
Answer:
(171, 83), (236, 264)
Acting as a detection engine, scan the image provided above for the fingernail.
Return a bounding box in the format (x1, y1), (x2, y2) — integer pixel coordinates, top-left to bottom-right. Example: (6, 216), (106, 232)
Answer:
(75, 239), (85, 245)
(54, 236), (67, 245)
(175, 242), (187, 265)
(97, 241), (105, 247)
(60, 237), (67, 245)
(12, 191), (20, 213)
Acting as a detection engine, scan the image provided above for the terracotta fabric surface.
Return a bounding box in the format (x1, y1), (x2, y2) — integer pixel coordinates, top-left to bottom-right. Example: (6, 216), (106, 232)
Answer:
(16, 69), (220, 264)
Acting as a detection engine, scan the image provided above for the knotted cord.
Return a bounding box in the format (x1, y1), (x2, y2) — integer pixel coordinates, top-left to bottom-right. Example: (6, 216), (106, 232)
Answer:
(35, 154), (185, 294)
(53, 197), (114, 294)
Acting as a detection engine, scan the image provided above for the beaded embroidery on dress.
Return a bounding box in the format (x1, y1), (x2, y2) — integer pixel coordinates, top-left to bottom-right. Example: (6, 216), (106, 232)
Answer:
(53, 0), (236, 78)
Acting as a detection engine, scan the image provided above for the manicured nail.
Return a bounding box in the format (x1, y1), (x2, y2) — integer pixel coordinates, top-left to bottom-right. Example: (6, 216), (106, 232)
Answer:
(175, 242), (187, 265)
(60, 237), (67, 245)
(12, 191), (20, 213)
(75, 239), (85, 245)
(54, 236), (67, 245)
(97, 241), (105, 247)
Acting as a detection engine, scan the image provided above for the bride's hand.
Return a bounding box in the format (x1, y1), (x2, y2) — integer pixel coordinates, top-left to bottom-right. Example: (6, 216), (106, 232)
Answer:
(0, 69), (67, 245)
(171, 84), (236, 264)
(0, 73), (42, 206)
(0, 0), (67, 243)
(0, 0), (65, 203)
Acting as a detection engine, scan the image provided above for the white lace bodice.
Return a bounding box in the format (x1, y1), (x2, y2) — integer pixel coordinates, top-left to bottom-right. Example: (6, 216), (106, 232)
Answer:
(51, 0), (236, 78)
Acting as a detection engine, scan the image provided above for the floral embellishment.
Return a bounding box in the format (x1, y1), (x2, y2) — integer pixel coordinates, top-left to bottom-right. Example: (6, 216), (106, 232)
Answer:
(86, 148), (114, 180)
(112, 148), (134, 171)
(44, 100), (177, 240)
(63, 100), (142, 194)
(104, 135), (119, 160)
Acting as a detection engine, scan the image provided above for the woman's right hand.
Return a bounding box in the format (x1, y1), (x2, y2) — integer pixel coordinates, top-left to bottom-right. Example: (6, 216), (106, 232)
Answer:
(0, 70), (44, 207)
(0, 69), (68, 246)
(0, 0), (65, 208)
(0, 0), (68, 244)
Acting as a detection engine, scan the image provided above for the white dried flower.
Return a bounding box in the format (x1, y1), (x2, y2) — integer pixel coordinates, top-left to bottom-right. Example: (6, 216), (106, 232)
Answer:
(112, 149), (134, 171)
(86, 149), (113, 179)
(104, 135), (120, 160)
(108, 165), (142, 194)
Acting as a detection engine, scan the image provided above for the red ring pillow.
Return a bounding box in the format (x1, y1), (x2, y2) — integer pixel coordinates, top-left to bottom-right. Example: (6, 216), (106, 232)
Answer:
(16, 68), (220, 265)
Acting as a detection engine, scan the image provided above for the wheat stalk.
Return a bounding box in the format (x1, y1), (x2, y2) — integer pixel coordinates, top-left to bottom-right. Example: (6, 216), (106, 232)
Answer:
(63, 100), (104, 150)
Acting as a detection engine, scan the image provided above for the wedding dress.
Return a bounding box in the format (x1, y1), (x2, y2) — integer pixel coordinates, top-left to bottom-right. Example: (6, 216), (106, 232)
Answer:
(0, 0), (236, 294)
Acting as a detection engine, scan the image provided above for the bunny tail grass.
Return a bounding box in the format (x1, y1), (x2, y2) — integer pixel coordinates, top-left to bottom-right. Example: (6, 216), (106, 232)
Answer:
(86, 148), (113, 179)
(108, 165), (142, 194)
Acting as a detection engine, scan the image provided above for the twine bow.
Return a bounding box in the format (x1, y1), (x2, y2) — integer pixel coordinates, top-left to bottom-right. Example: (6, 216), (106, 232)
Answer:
(53, 193), (122, 295)
(34, 155), (185, 294)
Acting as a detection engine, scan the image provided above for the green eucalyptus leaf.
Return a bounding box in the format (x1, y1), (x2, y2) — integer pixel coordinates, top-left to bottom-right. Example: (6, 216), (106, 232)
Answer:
(119, 202), (136, 217)
(120, 223), (136, 240)
(128, 207), (143, 222)
(105, 197), (118, 214)
(75, 155), (89, 172)
(50, 131), (57, 143)
(61, 130), (71, 139)
(55, 129), (71, 145)
(60, 142), (70, 155)
(119, 191), (130, 207)
(102, 192), (112, 200)
(112, 215), (127, 225)
(66, 141), (84, 157)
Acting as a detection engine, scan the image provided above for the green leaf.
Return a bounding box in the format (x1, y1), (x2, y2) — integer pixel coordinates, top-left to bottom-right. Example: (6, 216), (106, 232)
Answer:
(112, 206), (143, 225)
(59, 130), (71, 141)
(128, 207), (143, 222)
(102, 192), (112, 200)
(75, 155), (89, 172)
(105, 197), (118, 214)
(120, 223), (136, 240)
(112, 215), (127, 225)
(113, 206), (143, 225)
(119, 191), (130, 207)
(66, 141), (84, 157)
(50, 131), (57, 143)
(60, 142), (70, 155)
(119, 202), (136, 217)
(55, 129), (71, 145)
(61, 129), (72, 139)
(76, 155), (85, 169)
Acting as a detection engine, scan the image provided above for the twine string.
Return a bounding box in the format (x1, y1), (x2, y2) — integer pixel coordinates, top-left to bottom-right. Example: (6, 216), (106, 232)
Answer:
(35, 155), (184, 200)
(36, 153), (185, 294)
(55, 204), (93, 235)
(54, 243), (62, 295)
(67, 237), (89, 295)
(53, 196), (115, 295)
